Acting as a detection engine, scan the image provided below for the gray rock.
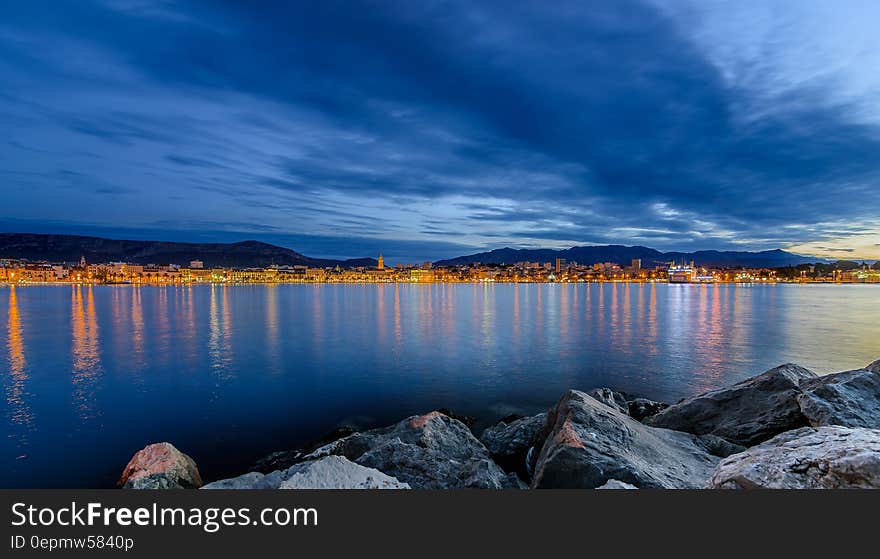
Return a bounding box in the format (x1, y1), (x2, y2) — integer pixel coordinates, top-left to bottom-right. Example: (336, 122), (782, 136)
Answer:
(202, 471), (285, 489)
(697, 434), (747, 458)
(278, 456), (409, 489)
(867, 359), (880, 373)
(118, 442), (202, 489)
(797, 368), (880, 428)
(479, 413), (547, 478)
(531, 390), (719, 489)
(597, 479), (638, 489)
(708, 426), (880, 489)
(204, 456), (408, 489)
(646, 364), (817, 447)
(627, 398), (670, 422)
(337, 411), (514, 489)
(586, 388), (629, 414)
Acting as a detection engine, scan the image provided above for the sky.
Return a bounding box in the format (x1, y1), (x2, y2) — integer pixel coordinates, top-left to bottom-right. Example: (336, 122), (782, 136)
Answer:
(2, 0), (880, 263)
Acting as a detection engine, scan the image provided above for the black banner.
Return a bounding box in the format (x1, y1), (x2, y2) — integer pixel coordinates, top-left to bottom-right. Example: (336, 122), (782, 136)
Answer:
(1, 490), (876, 556)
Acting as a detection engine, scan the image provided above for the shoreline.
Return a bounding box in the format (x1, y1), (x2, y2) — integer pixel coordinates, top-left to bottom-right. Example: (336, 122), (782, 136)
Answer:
(2, 279), (877, 286)
(119, 358), (880, 490)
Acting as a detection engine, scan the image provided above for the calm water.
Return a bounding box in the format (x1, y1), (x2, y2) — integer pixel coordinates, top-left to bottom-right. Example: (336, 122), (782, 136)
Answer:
(1, 283), (878, 487)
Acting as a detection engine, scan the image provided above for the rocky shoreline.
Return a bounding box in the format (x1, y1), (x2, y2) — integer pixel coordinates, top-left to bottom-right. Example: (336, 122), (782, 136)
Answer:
(119, 358), (880, 490)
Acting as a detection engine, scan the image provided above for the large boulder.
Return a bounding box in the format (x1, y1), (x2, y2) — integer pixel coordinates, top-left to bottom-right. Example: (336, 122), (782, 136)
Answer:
(479, 413), (547, 480)
(708, 426), (880, 489)
(646, 364), (817, 447)
(203, 456), (409, 489)
(279, 456), (409, 489)
(797, 367), (880, 429)
(337, 411), (517, 489)
(531, 390), (718, 489)
(119, 443), (202, 489)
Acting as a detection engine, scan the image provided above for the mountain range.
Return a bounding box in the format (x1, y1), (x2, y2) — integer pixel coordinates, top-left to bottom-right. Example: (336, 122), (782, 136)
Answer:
(434, 245), (824, 268)
(0, 233), (827, 269)
(0, 233), (376, 269)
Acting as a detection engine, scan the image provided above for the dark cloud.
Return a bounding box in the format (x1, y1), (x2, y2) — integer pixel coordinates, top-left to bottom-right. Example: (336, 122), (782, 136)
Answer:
(1, 0), (878, 260)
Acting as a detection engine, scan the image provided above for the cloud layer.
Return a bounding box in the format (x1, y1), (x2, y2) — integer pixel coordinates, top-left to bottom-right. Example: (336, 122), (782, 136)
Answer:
(2, 0), (879, 262)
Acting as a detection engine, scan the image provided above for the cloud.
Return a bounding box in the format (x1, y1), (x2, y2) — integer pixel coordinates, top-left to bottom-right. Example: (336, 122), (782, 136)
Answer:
(1, 0), (879, 260)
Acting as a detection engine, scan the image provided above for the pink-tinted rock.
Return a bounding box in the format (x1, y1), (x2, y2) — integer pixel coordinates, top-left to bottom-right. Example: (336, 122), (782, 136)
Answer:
(118, 442), (202, 489)
(531, 390), (718, 488)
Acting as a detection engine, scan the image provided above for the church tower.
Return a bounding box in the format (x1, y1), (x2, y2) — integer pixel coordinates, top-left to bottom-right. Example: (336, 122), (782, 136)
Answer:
(378, 254), (384, 270)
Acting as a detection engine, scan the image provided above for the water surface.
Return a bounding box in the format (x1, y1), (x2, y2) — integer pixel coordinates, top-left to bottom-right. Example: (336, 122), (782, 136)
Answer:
(1, 283), (878, 487)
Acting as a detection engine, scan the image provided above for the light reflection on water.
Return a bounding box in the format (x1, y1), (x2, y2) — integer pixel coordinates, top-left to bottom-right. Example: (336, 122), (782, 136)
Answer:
(71, 286), (102, 422)
(5, 287), (33, 446)
(0, 282), (878, 488)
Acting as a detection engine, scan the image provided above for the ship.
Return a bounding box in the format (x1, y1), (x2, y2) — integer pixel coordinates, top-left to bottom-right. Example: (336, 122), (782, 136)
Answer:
(667, 260), (718, 283)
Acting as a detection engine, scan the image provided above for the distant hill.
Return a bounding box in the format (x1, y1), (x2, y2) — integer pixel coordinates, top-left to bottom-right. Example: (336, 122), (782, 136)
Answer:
(0, 233), (376, 269)
(434, 245), (822, 268)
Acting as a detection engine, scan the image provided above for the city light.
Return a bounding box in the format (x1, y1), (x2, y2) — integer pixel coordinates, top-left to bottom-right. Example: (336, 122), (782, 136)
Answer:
(1, 255), (877, 285)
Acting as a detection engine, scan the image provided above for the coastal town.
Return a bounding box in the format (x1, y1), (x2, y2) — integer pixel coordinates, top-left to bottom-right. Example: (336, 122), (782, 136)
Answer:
(1, 254), (879, 285)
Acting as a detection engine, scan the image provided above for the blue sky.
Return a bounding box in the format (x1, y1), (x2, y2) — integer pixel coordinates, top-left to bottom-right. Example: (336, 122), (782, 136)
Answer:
(2, 0), (879, 263)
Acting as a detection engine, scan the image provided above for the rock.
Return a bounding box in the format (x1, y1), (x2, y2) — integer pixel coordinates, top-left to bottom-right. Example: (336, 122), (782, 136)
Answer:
(119, 443), (202, 489)
(597, 479), (638, 489)
(337, 411), (514, 489)
(708, 426), (880, 489)
(250, 426), (357, 474)
(279, 456), (409, 489)
(697, 434), (747, 458)
(646, 364), (817, 447)
(531, 390), (718, 489)
(202, 471), (285, 489)
(479, 413), (547, 479)
(204, 456), (409, 489)
(586, 388), (629, 414)
(627, 398), (670, 422)
(867, 359), (880, 373)
(797, 368), (880, 428)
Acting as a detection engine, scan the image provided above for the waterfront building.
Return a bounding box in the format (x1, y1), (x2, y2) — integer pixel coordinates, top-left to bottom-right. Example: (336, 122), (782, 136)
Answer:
(556, 257), (567, 272)
(668, 261), (696, 283)
(409, 268), (435, 282)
